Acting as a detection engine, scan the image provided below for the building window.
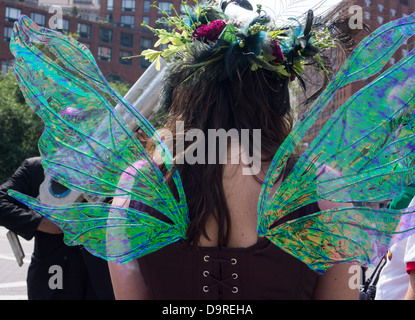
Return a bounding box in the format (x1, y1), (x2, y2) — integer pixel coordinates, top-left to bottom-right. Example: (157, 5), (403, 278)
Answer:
(52, 17), (69, 32)
(364, 0), (371, 6)
(31, 12), (46, 26)
(61, 19), (70, 33)
(77, 23), (92, 39)
(98, 46), (112, 62)
(143, 1), (151, 13)
(5, 7), (21, 22)
(377, 16), (384, 25)
(158, 2), (173, 14)
(119, 50), (133, 65)
(140, 57), (151, 68)
(120, 15), (135, 28)
(156, 18), (171, 31)
(1, 60), (14, 74)
(378, 4), (384, 12)
(364, 11), (371, 20)
(140, 37), (153, 50)
(99, 27), (113, 43)
(120, 32), (134, 47)
(107, 0), (114, 10)
(122, 0), (136, 12)
(140, 37), (153, 68)
(3, 26), (13, 42)
(142, 16), (150, 26)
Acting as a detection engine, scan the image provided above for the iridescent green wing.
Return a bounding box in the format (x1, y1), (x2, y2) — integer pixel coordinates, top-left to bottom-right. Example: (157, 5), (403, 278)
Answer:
(9, 191), (179, 263)
(9, 16), (188, 263)
(258, 13), (415, 273)
(271, 206), (415, 273)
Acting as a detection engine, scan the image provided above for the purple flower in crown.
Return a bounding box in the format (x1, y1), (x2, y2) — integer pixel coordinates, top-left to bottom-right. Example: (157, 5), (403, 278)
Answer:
(191, 20), (227, 43)
(270, 40), (284, 63)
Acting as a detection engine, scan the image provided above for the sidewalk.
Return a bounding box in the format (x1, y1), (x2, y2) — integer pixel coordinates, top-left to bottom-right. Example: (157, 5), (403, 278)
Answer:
(0, 227), (33, 300)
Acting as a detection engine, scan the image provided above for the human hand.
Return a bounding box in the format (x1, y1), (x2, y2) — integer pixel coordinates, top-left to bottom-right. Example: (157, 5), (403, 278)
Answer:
(36, 217), (63, 234)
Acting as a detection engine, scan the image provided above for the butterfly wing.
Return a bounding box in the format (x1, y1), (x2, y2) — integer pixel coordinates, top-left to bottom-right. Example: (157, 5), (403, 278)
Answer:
(9, 16), (188, 262)
(9, 190), (185, 263)
(268, 205), (415, 273)
(259, 13), (415, 272)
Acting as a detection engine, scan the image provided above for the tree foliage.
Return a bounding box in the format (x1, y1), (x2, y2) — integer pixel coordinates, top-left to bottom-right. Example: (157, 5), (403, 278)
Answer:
(0, 71), (131, 183)
(0, 71), (43, 183)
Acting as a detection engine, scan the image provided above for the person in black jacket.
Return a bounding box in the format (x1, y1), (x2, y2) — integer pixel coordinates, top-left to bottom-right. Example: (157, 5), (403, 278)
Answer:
(0, 157), (114, 300)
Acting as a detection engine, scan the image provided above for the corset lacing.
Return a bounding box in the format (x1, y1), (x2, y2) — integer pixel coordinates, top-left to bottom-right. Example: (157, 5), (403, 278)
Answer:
(202, 255), (239, 295)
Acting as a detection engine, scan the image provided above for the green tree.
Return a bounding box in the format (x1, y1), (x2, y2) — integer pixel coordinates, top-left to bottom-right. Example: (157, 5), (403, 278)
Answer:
(109, 80), (130, 97)
(0, 71), (43, 183)
(0, 71), (132, 183)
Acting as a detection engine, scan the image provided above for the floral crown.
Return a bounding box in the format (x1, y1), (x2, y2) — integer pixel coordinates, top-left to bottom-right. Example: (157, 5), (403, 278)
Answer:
(141, 0), (336, 83)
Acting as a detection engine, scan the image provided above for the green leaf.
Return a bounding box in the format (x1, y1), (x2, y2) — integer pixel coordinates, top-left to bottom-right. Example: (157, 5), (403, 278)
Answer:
(141, 49), (163, 63)
(155, 55), (161, 71)
(218, 24), (237, 43)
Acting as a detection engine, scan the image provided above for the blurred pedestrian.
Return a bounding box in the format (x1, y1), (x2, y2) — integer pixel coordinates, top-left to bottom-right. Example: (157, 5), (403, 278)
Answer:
(375, 185), (415, 300)
(0, 156), (114, 299)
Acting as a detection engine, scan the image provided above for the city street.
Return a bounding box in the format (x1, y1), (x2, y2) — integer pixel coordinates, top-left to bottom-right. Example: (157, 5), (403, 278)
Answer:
(0, 227), (33, 300)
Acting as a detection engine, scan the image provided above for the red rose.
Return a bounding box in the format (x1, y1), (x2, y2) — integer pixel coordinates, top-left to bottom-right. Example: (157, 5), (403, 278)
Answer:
(271, 40), (284, 63)
(290, 73), (296, 82)
(191, 20), (227, 42)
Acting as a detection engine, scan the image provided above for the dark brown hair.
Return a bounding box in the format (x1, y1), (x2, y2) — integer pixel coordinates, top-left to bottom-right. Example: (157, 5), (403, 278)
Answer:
(143, 5), (370, 247)
(158, 59), (293, 247)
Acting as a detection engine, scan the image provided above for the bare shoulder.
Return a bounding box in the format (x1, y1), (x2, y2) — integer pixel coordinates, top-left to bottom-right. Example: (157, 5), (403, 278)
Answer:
(221, 163), (264, 248)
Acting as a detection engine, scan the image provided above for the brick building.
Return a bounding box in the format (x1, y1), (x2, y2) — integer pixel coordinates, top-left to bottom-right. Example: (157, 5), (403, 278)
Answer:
(298, 0), (415, 146)
(293, 0), (414, 209)
(1, 0), (183, 84)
